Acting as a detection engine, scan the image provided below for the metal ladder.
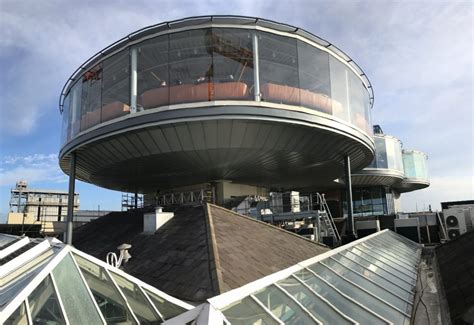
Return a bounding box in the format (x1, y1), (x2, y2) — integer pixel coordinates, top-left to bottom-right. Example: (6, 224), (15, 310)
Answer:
(315, 193), (341, 246)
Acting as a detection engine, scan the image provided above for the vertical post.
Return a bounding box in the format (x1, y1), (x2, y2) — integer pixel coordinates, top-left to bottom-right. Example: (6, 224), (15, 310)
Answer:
(65, 152), (76, 245)
(252, 32), (260, 102)
(344, 155), (354, 236)
(134, 192), (138, 209)
(130, 47), (138, 113)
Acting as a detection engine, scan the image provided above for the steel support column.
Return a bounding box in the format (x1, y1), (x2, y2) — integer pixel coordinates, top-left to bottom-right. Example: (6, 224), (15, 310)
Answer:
(252, 32), (260, 101)
(134, 192), (138, 209)
(344, 155), (354, 236)
(65, 152), (76, 245)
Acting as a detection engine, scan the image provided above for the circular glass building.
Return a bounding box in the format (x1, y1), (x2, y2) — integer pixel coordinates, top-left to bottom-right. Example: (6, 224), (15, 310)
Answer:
(59, 16), (375, 193)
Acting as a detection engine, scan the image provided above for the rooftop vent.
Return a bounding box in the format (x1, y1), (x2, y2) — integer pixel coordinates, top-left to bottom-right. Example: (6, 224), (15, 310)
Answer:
(143, 207), (174, 234)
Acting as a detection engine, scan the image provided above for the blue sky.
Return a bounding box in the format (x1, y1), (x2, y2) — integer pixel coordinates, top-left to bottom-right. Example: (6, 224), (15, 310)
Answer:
(0, 0), (473, 221)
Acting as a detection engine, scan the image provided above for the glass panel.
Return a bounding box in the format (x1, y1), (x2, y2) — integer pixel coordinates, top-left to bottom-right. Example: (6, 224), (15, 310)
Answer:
(332, 254), (413, 300)
(52, 253), (103, 324)
(137, 35), (169, 110)
(361, 241), (417, 270)
(293, 269), (381, 323)
(349, 247), (415, 284)
(277, 276), (351, 324)
(109, 272), (161, 324)
(329, 56), (350, 123)
(101, 50), (130, 123)
(340, 250), (412, 290)
(28, 276), (66, 325)
(74, 253), (136, 324)
(60, 93), (71, 147)
(297, 40), (332, 115)
(212, 28), (253, 101)
(386, 231), (421, 251)
(322, 258), (410, 313)
(402, 152), (416, 178)
(259, 31), (299, 106)
(143, 288), (187, 320)
(309, 263), (405, 323)
(221, 296), (278, 325)
(168, 29), (213, 104)
(373, 233), (419, 254)
(4, 302), (28, 325)
(80, 63), (102, 131)
(349, 72), (369, 133)
(69, 80), (82, 138)
(253, 284), (315, 323)
(356, 245), (416, 279)
(374, 137), (388, 169)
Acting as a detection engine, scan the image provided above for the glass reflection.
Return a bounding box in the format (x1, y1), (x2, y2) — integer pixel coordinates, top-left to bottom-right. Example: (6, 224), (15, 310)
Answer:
(4, 302), (28, 325)
(101, 50), (130, 123)
(109, 272), (161, 324)
(74, 254), (136, 324)
(80, 64), (102, 132)
(28, 276), (66, 325)
(259, 32), (299, 106)
(52, 253), (103, 324)
(143, 288), (187, 320)
(221, 297), (278, 325)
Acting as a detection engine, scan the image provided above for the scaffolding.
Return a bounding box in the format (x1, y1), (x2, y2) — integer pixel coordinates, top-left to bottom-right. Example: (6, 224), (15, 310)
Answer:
(121, 193), (144, 211)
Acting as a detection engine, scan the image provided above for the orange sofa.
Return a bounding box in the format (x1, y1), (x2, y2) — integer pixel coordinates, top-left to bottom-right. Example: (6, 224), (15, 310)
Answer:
(101, 101), (130, 122)
(261, 83), (333, 115)
(141, 82), (249, 109)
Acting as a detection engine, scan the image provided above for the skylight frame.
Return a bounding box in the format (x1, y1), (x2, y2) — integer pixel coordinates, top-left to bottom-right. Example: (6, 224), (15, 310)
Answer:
(206, 229), (421, 324)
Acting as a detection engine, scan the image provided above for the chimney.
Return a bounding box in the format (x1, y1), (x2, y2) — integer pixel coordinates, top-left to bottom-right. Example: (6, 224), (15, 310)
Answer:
(143, 207), (174, 234)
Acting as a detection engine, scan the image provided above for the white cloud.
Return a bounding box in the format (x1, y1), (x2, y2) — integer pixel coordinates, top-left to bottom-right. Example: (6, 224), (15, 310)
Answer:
(0, 153), (66, 186)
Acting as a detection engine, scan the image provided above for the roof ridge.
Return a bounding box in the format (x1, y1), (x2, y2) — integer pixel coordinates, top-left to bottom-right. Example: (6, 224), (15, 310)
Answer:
(203, 203), (224, 295)
(207, 204), (328, 248)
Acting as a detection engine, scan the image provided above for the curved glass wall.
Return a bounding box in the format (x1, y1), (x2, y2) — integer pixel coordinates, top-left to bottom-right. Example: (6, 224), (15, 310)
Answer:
(60, 27), (372, 146)
(366, 136), (403, 173)
(402, 151), (428, 180)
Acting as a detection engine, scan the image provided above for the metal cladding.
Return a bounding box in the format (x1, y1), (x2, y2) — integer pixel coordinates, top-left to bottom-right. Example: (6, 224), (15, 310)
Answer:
(58, 16), (375, 192)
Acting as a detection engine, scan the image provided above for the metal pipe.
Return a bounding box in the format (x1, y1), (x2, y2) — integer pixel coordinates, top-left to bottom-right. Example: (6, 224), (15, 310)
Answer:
(65, 152), (76, 245)
(252, 32), (260, 102)
(344, 155), (354, 236)
(130, 47), (138, 113)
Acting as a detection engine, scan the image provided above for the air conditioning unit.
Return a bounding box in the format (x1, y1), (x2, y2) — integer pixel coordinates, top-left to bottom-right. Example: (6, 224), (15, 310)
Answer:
(444, 208), (469, 240)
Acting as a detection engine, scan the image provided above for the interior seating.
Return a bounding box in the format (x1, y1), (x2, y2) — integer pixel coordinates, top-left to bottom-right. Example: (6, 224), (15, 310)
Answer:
(101, 101), (130, 122)
(261, 83), (333, 115)
(141, 82), (249, 109)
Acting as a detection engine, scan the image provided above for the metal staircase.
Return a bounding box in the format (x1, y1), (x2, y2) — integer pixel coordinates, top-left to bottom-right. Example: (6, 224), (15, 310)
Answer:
(314, 193), (341, 246)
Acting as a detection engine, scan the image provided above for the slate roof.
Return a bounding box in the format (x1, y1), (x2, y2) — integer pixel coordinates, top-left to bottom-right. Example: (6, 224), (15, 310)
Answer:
(436, 230), (474, 324)
(72, 203), (329, 303)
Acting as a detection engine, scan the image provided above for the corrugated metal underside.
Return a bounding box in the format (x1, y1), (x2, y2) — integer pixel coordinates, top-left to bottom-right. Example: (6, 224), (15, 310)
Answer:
(60, 118), (373, 193)
(352, 170), (405, 187)
(393, 178), (430, 193)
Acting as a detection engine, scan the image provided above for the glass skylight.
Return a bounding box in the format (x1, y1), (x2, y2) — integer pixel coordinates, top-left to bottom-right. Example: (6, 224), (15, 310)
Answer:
(0, 236), (192, 325)
(207, 229), (421, 325)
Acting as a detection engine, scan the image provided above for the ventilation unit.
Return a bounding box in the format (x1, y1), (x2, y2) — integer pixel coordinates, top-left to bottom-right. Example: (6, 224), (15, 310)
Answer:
(444, 208), (470, 240)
